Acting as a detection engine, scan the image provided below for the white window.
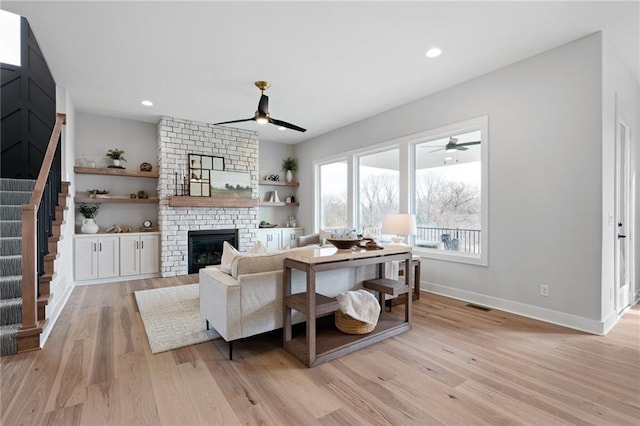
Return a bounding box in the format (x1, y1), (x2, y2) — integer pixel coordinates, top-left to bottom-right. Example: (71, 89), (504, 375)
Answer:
(357, 147), (400, 238)
(317, 159), (348, 229)
(313, 116), (488, 265)
(412, 117), (488, 265)
(0, 11), (21, 67)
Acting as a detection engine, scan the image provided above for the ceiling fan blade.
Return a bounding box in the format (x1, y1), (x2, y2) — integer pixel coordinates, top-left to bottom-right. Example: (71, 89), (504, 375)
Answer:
(269, 117), (307, 133)
(258, 94), (269, 115)
(214, 117), (256, 126)
(457, 146), (469, 151)
(428, 147), (445, 153)
(457, 140), (481, 147)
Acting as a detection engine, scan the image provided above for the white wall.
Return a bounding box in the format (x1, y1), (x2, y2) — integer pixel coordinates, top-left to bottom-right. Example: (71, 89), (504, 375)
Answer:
(296, 33), (609, 332)
(74, 112), (158, 231)
(258, 140), (296, 227)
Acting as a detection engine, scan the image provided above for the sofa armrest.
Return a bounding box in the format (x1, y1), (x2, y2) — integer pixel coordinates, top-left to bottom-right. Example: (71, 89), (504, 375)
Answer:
(199, 268), (242, 342)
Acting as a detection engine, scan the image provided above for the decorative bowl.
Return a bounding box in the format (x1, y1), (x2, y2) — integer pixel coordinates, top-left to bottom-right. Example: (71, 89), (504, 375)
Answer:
(326, 238), (363, 250)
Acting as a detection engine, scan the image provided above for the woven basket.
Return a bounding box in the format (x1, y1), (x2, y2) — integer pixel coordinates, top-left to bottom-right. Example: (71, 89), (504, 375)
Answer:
(335, 310), (376, 334)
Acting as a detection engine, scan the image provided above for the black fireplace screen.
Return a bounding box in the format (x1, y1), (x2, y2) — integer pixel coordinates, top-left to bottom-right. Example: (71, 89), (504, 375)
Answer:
(188, 229), (238, 273)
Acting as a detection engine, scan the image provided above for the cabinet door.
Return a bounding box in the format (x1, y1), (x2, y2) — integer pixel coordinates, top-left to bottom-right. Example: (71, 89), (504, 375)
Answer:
(140, 234), (159, 274)
(281, 228), (305, 248)
(281, 228), (303, 248)
(98, 236), (120, 278)
(257, 229), (280, 250)
(119, 235), (140, 277)
(74, 237), (98, 281)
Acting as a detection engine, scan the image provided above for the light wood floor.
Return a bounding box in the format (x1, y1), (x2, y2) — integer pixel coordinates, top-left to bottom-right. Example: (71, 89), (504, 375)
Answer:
(2, 275), (639, 425)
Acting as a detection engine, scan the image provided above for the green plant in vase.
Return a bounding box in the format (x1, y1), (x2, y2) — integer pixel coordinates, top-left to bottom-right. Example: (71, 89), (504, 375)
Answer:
(282, 157), (297, 183)
(79, 203), (100, 233)
(106, 149), (127, 168)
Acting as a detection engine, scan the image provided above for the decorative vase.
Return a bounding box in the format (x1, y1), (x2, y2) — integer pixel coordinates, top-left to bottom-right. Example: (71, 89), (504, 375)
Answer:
(286, 170), (293, 183)
(81, 218), (99, 234)
(111, 159), (121, 167)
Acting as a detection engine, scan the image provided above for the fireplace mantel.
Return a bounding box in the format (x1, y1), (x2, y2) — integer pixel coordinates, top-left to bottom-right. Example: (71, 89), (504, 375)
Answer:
(168, 196), (258, 208)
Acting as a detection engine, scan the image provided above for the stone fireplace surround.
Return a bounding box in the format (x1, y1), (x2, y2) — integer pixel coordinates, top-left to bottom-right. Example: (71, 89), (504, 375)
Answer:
(157, 116), (259, 277)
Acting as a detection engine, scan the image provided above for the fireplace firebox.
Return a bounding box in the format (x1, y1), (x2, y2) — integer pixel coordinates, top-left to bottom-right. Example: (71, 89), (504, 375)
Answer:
(188, 229), (238, 273)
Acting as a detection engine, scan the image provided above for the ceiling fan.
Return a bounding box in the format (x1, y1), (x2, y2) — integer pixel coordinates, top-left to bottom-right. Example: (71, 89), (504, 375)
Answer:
(214, 81), (306, 132)
(427, 137), (480, 153)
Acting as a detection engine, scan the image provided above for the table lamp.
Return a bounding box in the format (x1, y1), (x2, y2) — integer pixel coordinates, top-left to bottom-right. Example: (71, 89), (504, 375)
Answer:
(381, 214), (417, 245)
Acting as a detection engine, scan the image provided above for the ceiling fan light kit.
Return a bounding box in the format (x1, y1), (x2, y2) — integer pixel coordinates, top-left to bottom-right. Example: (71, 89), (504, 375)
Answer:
(214, 81), (306, 132)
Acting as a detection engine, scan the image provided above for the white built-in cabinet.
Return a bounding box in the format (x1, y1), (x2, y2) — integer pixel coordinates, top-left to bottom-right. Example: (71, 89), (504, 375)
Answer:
(257, 227), (304, 250)
(120, 234), (160, 277)
(74, 235), (120, 281)
(74, 232), (160, 283)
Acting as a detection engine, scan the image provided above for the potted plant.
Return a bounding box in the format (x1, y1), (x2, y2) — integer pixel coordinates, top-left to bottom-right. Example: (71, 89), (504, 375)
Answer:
(281, 157), (297, 183)
(79, 203), (100, 233)
(106, 149), (127, 168)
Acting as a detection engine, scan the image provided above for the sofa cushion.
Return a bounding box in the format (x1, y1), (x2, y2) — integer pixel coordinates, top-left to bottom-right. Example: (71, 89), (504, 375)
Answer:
(231, 251), (286, 278)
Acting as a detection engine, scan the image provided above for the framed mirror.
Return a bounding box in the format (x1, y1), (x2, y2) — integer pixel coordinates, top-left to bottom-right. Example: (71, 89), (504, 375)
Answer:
(189, 154), (224, 196)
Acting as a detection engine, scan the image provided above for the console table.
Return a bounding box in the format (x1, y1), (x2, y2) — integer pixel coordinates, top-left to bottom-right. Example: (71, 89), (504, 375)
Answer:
(283, 245), (412, 367)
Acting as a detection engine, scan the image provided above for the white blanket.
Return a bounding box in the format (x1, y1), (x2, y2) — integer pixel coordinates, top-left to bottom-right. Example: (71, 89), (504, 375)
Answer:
(336, 290), (381, 325)
(384, 261), (399, 280)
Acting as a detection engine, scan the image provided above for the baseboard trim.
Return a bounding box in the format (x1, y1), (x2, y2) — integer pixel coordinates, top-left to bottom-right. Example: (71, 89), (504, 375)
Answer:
(75, 273), (161, 286)
(40, 276), (75, 346)
(423, 282), (609, 335)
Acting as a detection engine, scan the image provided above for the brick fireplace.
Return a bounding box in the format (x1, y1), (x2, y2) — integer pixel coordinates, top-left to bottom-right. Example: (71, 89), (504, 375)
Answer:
(157, 116), (259, 277)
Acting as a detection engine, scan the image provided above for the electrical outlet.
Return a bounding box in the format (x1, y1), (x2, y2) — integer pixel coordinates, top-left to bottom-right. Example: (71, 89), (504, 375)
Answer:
(540, 284), (550, 297)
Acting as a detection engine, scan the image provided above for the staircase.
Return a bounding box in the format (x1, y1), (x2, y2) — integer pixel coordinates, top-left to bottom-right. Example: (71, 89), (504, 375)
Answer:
(0, 178), (35, 355)
(0, 178), (69, 356)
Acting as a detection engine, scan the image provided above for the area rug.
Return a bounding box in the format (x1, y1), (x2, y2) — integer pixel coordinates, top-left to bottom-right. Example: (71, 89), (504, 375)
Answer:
(134, 283), (219, 354)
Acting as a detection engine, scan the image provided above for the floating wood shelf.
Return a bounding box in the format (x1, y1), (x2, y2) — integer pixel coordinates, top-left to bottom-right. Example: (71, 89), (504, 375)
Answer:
(259, 201), (300, 207)
(259, 180), (299, 187)
(74, 196), (159, 204)
(74, 167), (159, 178)
(168, 196), (258, 208)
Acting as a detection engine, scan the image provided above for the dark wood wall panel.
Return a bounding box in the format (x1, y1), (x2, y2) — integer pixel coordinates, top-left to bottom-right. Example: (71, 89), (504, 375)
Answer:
(1, 17), (56, 179)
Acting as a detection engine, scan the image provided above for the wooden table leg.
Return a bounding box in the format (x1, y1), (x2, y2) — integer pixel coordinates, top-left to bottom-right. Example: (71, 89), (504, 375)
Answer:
(414, 259), (421, 300)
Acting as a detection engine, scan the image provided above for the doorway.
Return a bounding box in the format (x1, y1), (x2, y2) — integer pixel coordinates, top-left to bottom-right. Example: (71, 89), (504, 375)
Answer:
(614, 106), (633, 314)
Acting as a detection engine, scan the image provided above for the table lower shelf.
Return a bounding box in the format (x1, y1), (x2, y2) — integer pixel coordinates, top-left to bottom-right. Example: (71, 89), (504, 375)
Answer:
(284, 312), (410, 367)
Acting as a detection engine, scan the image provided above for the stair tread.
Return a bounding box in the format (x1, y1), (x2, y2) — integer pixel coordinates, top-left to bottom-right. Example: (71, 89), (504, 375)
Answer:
(0, 298), (22, 306)
(0, 275), (21, 282)
(0, 324), (21, 334)
(0, 255), (22, 260)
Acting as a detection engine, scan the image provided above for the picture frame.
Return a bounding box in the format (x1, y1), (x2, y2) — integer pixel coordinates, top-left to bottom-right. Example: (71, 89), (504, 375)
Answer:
(210, 170), (252, 199)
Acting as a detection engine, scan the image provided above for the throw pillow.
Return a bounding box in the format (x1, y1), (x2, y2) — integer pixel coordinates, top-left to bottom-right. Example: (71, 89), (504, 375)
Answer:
(220, 241), (239, 274)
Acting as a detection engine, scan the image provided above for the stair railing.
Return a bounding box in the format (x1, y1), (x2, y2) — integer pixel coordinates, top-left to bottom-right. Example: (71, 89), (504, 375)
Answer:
(20, 113), (66, 336)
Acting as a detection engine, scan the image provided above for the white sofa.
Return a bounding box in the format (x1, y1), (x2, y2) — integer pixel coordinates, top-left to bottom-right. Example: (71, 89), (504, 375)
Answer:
(199, 247), (377, 357)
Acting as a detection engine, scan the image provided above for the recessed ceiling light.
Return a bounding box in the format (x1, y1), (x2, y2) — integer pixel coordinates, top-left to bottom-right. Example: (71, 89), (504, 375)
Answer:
(141, 99), (153, 107)
(426, 47), (442, 58)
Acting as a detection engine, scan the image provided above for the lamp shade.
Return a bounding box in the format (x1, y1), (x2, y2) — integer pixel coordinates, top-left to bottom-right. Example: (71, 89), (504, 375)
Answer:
(381, 214), (417, 236)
